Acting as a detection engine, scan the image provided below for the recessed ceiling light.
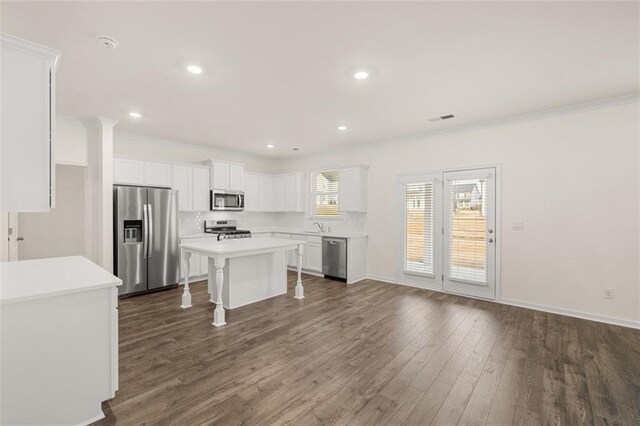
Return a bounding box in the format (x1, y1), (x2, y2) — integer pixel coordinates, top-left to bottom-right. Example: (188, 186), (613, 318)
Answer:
(129, 112), (142, 118)
(186, 64), (203, 74)
(338, 125), (347, 131)
(353, 70), (369, 80)
(266, 144), (275, 149)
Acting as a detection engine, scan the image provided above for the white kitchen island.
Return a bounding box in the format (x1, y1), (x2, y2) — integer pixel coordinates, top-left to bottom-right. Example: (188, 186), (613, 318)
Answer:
(179, 237), (306, 326)
(0, 256), (121, 426)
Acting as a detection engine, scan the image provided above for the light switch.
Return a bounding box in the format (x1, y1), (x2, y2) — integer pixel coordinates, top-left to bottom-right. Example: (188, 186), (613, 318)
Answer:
(511, 221), (524, 231)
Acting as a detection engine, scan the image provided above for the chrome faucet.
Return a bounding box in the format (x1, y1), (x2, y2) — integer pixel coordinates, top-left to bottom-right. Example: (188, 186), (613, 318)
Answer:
(312, 222), (325, 232)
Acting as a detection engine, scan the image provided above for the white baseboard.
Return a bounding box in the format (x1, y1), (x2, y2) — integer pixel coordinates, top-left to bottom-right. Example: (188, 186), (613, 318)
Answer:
(366, 274), (397, 284)
(365, 276), (640, 330)
(499, 298), (640, 330)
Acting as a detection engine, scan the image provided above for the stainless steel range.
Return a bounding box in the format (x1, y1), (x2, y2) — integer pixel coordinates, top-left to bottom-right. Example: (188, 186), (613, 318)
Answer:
(204, 220), (252, 240)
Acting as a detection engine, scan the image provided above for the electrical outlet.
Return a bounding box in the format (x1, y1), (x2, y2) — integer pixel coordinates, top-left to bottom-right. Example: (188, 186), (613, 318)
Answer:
(604, 288), (614, 299)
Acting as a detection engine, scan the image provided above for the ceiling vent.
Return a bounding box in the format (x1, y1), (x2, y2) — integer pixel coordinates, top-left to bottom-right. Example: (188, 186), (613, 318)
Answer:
(429, 114), (455, 122)
(97, 36), (118, 50)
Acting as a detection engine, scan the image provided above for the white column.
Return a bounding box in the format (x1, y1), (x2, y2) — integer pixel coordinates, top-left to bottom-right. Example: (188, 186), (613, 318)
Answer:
(87, 117), (118, 272)
(295, 244), (304, 299)
(213, 257), (226, 326)
(180, 250), (192, 308)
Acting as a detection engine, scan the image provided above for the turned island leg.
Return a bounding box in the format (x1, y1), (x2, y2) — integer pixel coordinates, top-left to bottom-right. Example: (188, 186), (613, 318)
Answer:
(180, 250), (192, 308)
(212, 257), (227, 327)
(208, 258), (216, 303)
(295, 244), (304, 299)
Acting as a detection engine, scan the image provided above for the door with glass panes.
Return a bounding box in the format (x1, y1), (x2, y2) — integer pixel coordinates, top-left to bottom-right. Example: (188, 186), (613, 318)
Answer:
(442, 169), (496, 299)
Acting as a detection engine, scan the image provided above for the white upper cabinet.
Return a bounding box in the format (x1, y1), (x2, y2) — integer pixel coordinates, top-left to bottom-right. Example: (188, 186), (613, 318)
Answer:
(243, 173), (260, 212)
(244, 172), (305, 213)
(206, 160), (244, 191)
(274, 176), (286, 212)
(145, 162), (172, 187)
(192, 166), (210, 211)
(114, 159), (146, 186)
(210, 162), (229, 191)
(229, 164), (244, 191)
(339, 166), (368, 212)
(172, 165), (193, 212)
(259, 175), (275, 212)
(1, 34), (60, 212)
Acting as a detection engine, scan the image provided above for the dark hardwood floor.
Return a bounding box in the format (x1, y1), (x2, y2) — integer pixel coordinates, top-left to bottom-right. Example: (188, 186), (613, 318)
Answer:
(95, 273), (640, 425)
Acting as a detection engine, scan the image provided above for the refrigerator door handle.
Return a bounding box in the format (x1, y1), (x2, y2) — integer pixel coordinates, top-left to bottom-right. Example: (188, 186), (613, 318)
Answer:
(143, 204), (149, 259)
(148, 203), (153, 258)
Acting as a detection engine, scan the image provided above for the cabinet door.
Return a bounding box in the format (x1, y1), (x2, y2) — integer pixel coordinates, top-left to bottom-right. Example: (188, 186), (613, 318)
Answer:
(229, 164), (244, 191)
(146, 162), (172, 187)
(172, 166), (193, 212)
(274, 176), (286, 212)
(305, 243), (323, 272)
(1, 37), (57, 212)
(211, 162), (229, 191)
(192, 167), (210, 211)
(258, 175), (275, 212)
(284, 175), (297, 212)
(243, 173), (259, 212)
(114, 159), (146, 185)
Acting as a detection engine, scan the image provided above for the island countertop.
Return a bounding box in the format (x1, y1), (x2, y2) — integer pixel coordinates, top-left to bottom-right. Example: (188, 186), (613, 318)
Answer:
(0, 255), (122, 306)
(180, 237), (305, 256)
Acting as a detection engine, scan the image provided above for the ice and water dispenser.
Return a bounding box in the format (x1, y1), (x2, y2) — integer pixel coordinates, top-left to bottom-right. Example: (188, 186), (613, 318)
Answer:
(123, 220), (143, 244)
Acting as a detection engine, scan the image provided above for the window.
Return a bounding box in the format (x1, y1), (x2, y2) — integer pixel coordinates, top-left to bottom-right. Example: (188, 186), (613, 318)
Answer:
(404, 181), (434, 276)
(311, 170), (340, 217)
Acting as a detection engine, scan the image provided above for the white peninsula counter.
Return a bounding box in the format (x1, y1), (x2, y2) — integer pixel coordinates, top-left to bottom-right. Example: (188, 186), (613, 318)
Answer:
(180, 237), (306, 326)
(0, 256), (121, 426)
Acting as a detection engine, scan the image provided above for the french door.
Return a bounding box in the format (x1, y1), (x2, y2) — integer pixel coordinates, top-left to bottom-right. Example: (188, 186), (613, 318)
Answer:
(442, 169), (496, 299)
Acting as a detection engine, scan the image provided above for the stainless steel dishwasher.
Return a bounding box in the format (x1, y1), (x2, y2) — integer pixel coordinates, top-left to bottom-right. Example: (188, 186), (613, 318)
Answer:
(322, 237), (347, 281)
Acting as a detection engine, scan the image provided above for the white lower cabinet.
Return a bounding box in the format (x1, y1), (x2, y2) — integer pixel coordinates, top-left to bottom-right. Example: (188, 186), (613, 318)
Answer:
(304, 236), (323, 272)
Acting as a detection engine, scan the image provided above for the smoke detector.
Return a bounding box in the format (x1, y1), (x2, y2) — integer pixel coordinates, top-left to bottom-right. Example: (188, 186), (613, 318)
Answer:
(97, 36), (118, 50)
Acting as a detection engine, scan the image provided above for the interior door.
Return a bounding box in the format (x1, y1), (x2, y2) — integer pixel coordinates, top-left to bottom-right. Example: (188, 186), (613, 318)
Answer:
(443, 169), (496, 299)
(147, 188), (180, 289)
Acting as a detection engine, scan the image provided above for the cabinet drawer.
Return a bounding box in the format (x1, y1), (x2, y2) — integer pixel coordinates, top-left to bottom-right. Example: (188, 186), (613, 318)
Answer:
(306, 235), (322, 244)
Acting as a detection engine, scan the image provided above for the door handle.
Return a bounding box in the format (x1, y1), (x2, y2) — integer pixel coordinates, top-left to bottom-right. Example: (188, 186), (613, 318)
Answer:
(17, 237), (24, 241)
(143, 204), (149, 259)
(147, 204), (153, 259)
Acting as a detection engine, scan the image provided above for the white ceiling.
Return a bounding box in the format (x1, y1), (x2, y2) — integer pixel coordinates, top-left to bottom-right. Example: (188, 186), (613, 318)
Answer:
(2, 1), (638, 157)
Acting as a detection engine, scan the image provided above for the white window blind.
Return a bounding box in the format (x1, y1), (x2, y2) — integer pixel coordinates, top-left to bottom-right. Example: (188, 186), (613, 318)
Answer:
(312, 170), (340, 216)
(404, 181), (434, 275)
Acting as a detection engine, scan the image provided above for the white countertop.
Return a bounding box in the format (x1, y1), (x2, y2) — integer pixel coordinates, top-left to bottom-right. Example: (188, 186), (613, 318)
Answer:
(180, 228), (368, 240)
(0, 256), (122, 306)
(180, 237), (305, 256)
(248, 228), (368, 239)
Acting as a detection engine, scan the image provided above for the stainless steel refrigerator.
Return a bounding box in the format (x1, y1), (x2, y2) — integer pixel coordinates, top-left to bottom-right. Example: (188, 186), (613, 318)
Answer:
(113, 185), (180, 296)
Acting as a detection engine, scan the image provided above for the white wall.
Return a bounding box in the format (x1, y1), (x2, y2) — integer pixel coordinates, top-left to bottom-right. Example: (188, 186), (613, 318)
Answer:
(18, 165), (86, 260)
(279, 101), (640, 325)
(56, 118), (89, 166)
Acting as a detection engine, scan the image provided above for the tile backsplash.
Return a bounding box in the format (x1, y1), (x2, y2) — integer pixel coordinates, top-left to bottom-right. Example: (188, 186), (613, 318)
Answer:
(179, 211), (367, 235)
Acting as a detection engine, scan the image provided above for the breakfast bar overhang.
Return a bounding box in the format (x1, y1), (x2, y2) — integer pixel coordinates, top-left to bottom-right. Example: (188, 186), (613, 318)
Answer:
(179, 238), (306, 326)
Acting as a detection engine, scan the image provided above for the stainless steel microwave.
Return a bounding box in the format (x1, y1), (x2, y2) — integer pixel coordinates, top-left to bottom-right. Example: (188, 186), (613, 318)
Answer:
(210, 190), (245, 211)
